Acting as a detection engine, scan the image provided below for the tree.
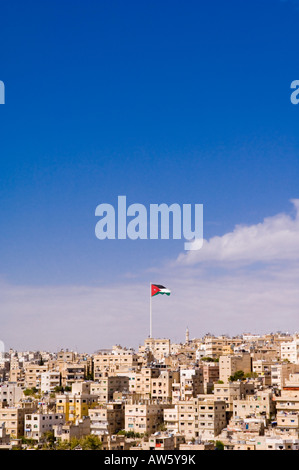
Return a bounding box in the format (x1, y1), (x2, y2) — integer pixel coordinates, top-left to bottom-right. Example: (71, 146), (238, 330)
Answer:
(215, 440), (224, 451)
(23, 387), (38, 396)
(229, 370), (245, 382)
(157, 423), (167, 432)
(56, 439), (72, 450)
(245, 372), (258, 379)
(79, 435), (102, 450)
(41, 431), (55, 449)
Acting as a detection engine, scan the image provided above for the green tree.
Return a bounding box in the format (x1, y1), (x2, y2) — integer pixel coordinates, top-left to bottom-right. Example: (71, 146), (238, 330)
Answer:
(23, 387), (38, 396)
(79, 435), (102, 450)
(229, 370), (245, 382)
(245, 372), (258, 379)
(41, 431), (56, 449)
(215, 440), (224, 451)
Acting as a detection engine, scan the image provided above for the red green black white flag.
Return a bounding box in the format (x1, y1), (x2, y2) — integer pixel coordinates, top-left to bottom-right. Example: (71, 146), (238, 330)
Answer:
(151, 284), (171, 297)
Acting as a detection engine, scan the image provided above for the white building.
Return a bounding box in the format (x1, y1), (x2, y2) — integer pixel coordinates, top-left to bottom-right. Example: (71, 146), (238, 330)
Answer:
(281, 340), (299, 364)
(196, 345), (206, 361)
(25, 412), (65, 441)
(40, 371), (61, 394)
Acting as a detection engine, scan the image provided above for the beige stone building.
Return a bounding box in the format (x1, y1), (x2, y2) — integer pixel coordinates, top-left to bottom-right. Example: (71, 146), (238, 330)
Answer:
(151, 370), (180, 402)
(94, 347), (140, 378)
(24, 363), (49, 389)
(275, 374), (299, 434)
(90, 376), (129, 403)
(89, 403), (125, 435)
(176, 396), (227, 440)
(219, 353), (252, 383)
(118, 367), (179, 402)
(271, 363), (299, 390)
(214, 382), (255, 414)
(0, 404), (36, 438)
(164, 405), (179, 433)
(204, 337), (225, 358)
(125, 401), (172, 435)
(53, 416), (90, 443)
(233, 391), (275, 421)
(0, 383), (23, 407)
(252, 360), (272, 386)
(56, 350), (77, 362)
(202, 363), (219, 393)
(172, 369), (204, 402)
(142, 338), (171, 361)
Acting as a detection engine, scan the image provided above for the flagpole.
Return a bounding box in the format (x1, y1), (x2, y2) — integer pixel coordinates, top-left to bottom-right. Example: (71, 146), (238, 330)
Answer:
(150, 282), (152, 338)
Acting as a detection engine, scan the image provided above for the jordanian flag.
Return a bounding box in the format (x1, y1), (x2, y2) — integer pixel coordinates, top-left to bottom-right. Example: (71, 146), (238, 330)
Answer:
(151, 284), (171, 297)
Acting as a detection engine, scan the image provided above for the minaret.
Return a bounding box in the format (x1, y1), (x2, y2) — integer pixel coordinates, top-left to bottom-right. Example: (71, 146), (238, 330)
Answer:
(185, 327), (190, 344)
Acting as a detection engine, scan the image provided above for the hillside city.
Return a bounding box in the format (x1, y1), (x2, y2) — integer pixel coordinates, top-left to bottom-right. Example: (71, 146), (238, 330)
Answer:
(1, 329), (299, 450)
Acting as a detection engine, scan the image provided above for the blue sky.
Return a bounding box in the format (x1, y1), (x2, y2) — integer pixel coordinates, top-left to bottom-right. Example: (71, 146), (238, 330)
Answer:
(1, 0), (299, 351)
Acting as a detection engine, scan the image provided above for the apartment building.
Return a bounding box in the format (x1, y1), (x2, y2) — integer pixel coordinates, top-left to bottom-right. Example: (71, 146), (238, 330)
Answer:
(151, 370), (180, 402)
(89, 403), (125, 435)
(24, 363), (49, 389)
(204, 337), (224, 358)
(94, 348), (139, 378)
(172, 369), (204, 402)
(125, 401), (172, 435)
(275, 374), (299, 434)
(164, 405), (179, 433)
(55, 382), (98, 422)
(90, 376), (129, 403)
(271, 363), (299, 390)
(40, 371), (61, 394)
(142, 338), (171, 361)
(9, 356), (24, 384)
(281, 339), (299, 364)
(0, 405), (36, 438)
(60, 364), (86, 387)
(219, 353), (252, 383)
(252, 360), (272, 386)
(202, 363), (219, 391)
(128, 368), (158, 398)
(214, 382), (255, 414)
(117, 367), (178, 402)
(233, 391), (275, 421)
(53, 416), (91, 443)
(0, 383), (23, 407)
(56, 350), (77, 362)
(177, 396), (227, 440)
(24, 412), (65, 440)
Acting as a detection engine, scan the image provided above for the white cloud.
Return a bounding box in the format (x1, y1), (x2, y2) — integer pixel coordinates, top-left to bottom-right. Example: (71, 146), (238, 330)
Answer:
(177, 199), (299, 266)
